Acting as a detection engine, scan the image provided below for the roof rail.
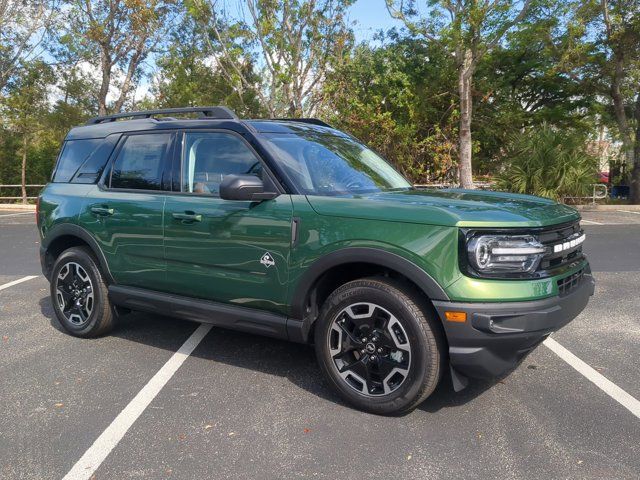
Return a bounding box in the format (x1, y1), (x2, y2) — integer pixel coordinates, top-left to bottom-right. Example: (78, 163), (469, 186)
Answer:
(85, 106), (239, 125)
(275, 118), (332, 128)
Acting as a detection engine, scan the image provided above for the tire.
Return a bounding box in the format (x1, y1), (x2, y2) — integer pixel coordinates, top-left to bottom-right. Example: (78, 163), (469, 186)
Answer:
(50, 246), (114, 337)
(314, 277), (443, 415)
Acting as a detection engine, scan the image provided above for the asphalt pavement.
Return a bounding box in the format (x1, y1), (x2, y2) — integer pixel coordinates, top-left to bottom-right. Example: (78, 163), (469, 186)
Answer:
(0, 208), (638, 479)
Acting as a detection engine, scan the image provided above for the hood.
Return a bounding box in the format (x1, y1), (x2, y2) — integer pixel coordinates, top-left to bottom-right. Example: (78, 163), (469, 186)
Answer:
(305, 188), (580, 228)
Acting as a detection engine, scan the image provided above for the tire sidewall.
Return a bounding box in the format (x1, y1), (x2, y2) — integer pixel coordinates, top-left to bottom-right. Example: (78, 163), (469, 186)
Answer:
(50, 248), (107, 337)
(315, 281), (439, 414)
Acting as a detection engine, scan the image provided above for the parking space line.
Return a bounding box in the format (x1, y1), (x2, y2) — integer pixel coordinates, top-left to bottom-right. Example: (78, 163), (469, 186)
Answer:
(0, 275), (38, 291)
(544, 337), (640, 420)
(0, 212), (33, 218)
(580, 219), (604, 225)
(618, 210), (640, 215)
(62, 323), (213, 480)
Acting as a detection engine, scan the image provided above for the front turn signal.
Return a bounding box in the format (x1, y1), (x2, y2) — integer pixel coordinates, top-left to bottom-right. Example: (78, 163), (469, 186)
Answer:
(445, 311), (467, 323)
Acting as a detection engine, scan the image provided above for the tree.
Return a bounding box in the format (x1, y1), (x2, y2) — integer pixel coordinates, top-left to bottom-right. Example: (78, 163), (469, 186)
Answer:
(1, 60), (54, 203)
(472, 2), (600, 173)
(587, 0), (640, 202)
(386, 0), (532, 188)
(62, 0), (176, 115)
(150, 12), (265, 116)
(189, 0), (354, 116)
(0, 0), (58, 93)
(323, 33), (459, 183)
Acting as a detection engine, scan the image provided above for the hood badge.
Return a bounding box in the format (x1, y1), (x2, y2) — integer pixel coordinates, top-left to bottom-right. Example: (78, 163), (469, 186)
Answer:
(260, 252), (276, 268)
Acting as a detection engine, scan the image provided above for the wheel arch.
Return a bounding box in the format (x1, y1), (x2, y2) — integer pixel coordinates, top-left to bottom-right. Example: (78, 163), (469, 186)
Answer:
(287, 248), (449, 343)
(41, 224), (114, 284)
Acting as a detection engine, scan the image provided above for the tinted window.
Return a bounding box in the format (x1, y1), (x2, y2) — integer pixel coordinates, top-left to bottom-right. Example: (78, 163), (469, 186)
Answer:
(53, 139), (102, 182)
(110, 134), (171, 190)
(182, 132), (263, 196)
(72, 135), (120, 184)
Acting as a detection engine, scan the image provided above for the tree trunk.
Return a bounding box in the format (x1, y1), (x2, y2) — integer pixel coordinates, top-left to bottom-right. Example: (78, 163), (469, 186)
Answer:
(609, 53), (636, 199)
(458, 49), (474, 189)
(98, 48), (112, 116)
(21, 135), (28, 205)
(631, 91), (640, 204)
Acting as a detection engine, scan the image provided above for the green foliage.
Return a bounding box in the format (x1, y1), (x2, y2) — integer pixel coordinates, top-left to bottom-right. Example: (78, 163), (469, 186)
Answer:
(0, 0), (635, 203)
(149, 14), (265, 117)
(496, 124), (599, 200)
(323, 34), (459, 183)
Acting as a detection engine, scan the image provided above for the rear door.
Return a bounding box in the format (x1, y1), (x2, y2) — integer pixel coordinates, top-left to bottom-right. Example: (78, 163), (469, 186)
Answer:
(79, 131), (174, 290)
(163, 130), (293, 315)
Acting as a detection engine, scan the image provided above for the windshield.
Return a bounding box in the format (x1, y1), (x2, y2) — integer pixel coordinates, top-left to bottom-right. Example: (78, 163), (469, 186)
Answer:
(263, 131), (412, 195)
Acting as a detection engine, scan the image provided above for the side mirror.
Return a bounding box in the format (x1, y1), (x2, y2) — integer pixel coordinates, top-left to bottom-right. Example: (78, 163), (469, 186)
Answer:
(219, 174), (278, 201)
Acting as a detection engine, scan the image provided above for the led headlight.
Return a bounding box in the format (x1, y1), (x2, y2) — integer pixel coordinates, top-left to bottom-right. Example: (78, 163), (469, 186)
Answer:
(467, 235), (546, 274)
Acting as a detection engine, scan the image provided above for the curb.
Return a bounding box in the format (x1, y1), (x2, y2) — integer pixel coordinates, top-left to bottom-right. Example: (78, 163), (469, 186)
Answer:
(572, 204), (640, 211)
(0, 204), (36, 211)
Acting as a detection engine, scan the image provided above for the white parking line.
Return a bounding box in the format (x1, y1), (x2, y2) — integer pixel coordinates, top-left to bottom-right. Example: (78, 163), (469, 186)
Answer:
(0, 275), (38, 291)
(62, 323), (213, 480)
(544, 337), (640, 420)
(580, 219), (604, 225)
(0, 212), (33, 218)
(618, 210), (640, 215)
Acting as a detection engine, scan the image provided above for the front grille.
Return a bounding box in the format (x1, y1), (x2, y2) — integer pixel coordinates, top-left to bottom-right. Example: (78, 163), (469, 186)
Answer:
(557, 268), (584, 296)
(538, 221), (584, 272)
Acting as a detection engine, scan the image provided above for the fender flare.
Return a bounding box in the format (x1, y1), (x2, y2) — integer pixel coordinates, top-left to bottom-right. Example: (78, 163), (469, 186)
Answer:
(41, 223), (114, 283)
(289, 247), (449, 321)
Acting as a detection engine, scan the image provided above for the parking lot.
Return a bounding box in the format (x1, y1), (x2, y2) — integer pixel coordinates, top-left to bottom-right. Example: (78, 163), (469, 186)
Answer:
(1, 208), (639, 479)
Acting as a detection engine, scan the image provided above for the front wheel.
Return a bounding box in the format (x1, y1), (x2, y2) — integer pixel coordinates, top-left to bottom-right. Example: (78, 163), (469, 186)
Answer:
(50, 246), (114, 337)
(315, 278), (443, 415)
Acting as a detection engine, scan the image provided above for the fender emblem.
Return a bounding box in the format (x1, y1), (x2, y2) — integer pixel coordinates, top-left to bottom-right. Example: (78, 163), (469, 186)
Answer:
(260, 252), (276, 268)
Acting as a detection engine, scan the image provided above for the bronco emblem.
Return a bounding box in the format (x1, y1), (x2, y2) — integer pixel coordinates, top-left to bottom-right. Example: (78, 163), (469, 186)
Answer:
(260, 252), (276, 268)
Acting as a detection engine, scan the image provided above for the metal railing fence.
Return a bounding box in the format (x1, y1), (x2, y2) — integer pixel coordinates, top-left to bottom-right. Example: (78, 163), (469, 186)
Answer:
(0, 184), (46, 201)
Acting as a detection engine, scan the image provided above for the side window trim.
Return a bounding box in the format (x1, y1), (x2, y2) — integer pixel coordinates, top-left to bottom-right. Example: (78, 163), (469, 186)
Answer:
(101, 130), (175, 193)
(50, 140), (68, 182)
(175, 129), (283, 198)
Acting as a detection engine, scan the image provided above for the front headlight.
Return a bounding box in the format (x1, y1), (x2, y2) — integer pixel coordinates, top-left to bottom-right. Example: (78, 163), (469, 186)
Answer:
(467, 235), (546, 275)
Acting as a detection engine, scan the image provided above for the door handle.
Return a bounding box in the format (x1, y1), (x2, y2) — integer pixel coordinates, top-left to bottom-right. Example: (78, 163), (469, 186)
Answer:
(172, 212), (202, 223)
(90, 206), (114, 216)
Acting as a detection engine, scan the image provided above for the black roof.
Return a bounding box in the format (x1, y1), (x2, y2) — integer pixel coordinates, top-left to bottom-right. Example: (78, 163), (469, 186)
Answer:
(67, 106), (335, 141)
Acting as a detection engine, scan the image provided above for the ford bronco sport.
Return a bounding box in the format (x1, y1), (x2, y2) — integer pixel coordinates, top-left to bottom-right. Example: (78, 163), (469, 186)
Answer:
(37, 106), (595, 414)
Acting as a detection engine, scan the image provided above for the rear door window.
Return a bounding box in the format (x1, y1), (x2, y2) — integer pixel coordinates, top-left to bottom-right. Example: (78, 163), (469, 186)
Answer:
(52, 139), (102, 182)
(110, 133), (172, 191)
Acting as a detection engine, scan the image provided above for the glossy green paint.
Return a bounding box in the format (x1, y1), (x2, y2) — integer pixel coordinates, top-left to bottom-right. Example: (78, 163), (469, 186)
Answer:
(286, 195), (461, 305)
(78, 186), (166, 289)
(38, 183), (92, 236)
(163, 193), (293, 314)
(305, 189), (580, 228)
(40, 176), (588, 314)
(445, 259), (588, 301)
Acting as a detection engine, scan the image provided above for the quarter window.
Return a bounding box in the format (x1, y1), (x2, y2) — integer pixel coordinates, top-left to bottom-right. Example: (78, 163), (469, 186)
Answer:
(110, 134), (171, 190)
(181, 132), (263, 196)
(53, 139), (102, 183)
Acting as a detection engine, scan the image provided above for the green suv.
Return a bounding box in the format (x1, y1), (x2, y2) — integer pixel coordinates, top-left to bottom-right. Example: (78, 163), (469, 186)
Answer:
(37, 106), (594, 414)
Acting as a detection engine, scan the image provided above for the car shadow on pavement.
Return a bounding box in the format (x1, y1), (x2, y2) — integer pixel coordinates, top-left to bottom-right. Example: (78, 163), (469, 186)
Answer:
(39, 294), (496, 415)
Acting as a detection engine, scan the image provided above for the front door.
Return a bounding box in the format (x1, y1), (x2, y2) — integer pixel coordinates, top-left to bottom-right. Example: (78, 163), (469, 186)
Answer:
(80, 132), (174, 290)
(163, 131), (293, 315)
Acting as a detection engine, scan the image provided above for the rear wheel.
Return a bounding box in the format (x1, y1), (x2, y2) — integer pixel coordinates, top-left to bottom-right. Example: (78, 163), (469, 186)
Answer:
(315, 277), (443, 415)
(50, 246), (114, 337)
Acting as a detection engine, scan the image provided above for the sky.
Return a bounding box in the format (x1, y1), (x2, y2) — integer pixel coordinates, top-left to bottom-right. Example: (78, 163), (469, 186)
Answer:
(348, 0), (405, 42)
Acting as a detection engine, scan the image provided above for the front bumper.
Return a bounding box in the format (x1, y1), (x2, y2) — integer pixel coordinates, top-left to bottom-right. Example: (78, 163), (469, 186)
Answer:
(433, 271), (595, 381)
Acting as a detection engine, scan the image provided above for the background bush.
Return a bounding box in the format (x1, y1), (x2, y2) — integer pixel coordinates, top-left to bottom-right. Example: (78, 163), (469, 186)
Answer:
(496, 124), (599, 201)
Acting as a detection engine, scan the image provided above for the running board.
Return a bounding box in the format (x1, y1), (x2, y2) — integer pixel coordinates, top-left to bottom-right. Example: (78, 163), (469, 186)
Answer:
(108, 285), (290, 340)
